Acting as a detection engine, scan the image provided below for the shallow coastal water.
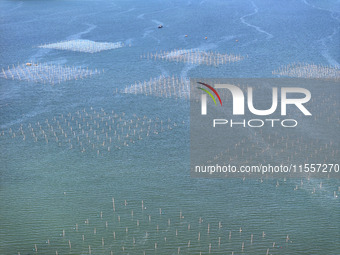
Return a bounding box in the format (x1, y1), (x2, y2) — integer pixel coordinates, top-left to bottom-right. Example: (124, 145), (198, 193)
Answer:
(0, 0), (339, 254)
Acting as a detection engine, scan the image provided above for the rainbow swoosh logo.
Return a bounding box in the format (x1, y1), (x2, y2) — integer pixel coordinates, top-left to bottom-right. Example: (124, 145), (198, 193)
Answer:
(197, 82), (222, 106)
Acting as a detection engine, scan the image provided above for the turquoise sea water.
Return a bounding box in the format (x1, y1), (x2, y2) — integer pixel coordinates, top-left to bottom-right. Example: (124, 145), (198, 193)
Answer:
(0, 0), (339, 254)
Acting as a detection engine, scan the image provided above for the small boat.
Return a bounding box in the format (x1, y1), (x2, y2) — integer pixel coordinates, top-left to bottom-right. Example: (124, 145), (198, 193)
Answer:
(158, 24), (163, 29)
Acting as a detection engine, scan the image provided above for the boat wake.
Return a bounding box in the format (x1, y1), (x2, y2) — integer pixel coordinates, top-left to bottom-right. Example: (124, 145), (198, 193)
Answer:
(318, 28), (340, 68)
(302, 0), (340, 67)
(240, 1), (274, 40)
(67, 23), (97, 40)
